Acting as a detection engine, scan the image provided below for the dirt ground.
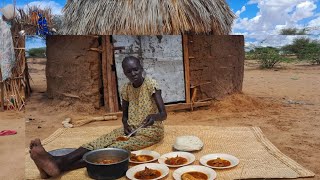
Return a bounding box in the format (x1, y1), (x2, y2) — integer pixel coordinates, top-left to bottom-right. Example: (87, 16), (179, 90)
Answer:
(1, 58), (319, 179)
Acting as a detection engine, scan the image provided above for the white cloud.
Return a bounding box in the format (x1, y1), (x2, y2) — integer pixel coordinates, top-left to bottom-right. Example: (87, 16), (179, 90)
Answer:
(292, 1), (317, 21)
(23, 1), (63, 15)
(308, 16), (320, 35)
(235, 6), (246, 17)
(233, 0), (318, 35)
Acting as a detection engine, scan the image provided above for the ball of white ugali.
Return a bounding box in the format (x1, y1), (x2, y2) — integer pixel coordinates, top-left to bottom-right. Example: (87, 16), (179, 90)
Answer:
(173, 136), (203, 151)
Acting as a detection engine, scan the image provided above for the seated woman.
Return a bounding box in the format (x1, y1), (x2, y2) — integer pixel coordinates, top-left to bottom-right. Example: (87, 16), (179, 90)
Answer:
(29, 56), (167, 178)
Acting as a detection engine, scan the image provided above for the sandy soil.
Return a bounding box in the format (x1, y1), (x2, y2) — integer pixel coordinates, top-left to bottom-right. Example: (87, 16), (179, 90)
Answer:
(1, 58), (319, 179)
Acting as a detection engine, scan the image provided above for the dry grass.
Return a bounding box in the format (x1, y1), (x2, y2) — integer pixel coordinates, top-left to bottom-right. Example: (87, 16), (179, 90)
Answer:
(60, 0), (235, 35)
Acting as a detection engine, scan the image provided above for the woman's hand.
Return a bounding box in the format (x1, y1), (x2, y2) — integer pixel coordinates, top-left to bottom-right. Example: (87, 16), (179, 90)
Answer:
(142, 114), (157, 127)
(123, 124), (133, 135)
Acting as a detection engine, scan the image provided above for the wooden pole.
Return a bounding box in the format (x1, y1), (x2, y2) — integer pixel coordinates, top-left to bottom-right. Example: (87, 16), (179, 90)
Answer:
(106, 35), (115, 112)
(102, 36), (110, 112)
(182, 34), (191, 103)
(0, 69), (4, 112)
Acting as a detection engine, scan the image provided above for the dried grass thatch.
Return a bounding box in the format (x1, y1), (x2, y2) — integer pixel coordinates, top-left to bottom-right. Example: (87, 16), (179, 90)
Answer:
(60, 0), (235, 35)
(0, 6), (55, 111)
(15, 6), (53, 34)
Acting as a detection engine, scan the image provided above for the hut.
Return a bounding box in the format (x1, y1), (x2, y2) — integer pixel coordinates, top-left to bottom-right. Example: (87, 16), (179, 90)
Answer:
(0, 5), (57, 111)
(45, 0), (244, 113)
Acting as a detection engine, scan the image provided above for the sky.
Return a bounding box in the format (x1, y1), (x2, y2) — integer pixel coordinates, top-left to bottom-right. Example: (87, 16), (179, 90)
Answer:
(1, 0), (320, 49)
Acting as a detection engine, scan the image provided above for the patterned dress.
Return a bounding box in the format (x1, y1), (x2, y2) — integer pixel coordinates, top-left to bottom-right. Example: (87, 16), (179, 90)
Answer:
(82, 77), (164, 151)
(0, 18), (15, 80)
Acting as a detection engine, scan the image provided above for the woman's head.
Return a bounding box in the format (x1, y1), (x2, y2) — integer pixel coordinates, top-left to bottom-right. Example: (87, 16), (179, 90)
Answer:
(122, 56), (144, 85)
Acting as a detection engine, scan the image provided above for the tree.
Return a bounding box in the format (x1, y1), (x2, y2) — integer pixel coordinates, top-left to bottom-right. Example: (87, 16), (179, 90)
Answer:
(28, 47), (46, 58)
(253, 47), (283, 69)
(282, 37), (320, 64)
(279, 28), (308, 35)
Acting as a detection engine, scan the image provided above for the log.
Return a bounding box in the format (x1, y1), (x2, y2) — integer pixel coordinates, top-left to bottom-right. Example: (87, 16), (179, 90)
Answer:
(101, 36), (110, 112)
(106, 35), (115, 112)
(182, 34), (191, 103)
(0, 69), (4, 112)
(102, 101), (212, 116)
(166, 101), (211, 112)
(61, 93), (80, 99)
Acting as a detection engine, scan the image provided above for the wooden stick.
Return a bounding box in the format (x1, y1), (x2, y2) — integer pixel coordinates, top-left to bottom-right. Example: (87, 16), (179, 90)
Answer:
(102, 36), (110, 112)
(166, 101), (211, 112)
(106, 35), (115, 112)
(102, 101), (212, 116)
(182, 34), (191, 103)
(190, 87), (198, 111)
(61, 93), (80, 99)
(0, 67), (4, 111)
(0, 82), (4, 112)
(109, 37), (119, 112)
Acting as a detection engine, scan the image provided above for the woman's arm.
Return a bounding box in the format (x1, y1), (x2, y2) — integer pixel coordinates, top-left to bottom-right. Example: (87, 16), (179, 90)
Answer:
(122, 99), (132, 135)
(142, 89), (167, 127)
(152, 90), (167, 121)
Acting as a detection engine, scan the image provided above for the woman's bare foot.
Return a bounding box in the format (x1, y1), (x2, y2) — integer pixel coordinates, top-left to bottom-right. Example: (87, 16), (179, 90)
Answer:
(30, 140), (50, 178)
(29, 139), (61, 177)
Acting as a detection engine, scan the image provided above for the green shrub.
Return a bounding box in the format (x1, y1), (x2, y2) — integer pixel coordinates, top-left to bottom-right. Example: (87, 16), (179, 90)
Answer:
(281, 38), (320, 64)
(252, 47), (284, 69)
(28, 47), (46, 58)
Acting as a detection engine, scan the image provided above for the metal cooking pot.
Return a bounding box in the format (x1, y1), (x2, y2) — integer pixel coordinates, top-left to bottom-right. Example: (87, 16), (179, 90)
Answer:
(83, 148), (130, 180)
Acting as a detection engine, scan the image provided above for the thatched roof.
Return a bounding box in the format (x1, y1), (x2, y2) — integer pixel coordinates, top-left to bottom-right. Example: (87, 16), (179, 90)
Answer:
(60, 0), (235, 35)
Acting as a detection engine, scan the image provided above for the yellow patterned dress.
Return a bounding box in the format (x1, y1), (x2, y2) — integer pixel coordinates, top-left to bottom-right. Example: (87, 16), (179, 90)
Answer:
(82, 77), (164, 151)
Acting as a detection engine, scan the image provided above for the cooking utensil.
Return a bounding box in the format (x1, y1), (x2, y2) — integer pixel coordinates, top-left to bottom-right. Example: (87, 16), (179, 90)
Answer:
(117, 124), (145, 141)
(48, 148), (76, 156)
(126, 124), (145, 138)
(83, 148), (130, 180)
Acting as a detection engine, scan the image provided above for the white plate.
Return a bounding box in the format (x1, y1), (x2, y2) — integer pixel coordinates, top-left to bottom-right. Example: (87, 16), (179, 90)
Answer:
(158, 152), (195, 168)
(126, 163), (169, 180)
(173, 165), (217, 180)
(200, 153), (239, 169)
(129, 150), (160, 163)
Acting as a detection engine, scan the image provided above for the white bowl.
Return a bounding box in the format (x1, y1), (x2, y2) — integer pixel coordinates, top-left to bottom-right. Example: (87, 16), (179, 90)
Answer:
(158, 152), (196, 168)
(200, 153), (239, 169)
(173, 165), (217, 180)
(129, 150), (160, 163)
(126, 163), (169, 180)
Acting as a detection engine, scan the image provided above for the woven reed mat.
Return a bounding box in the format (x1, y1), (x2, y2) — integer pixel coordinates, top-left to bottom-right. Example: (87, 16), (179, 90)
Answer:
(25, 126), (314, 180)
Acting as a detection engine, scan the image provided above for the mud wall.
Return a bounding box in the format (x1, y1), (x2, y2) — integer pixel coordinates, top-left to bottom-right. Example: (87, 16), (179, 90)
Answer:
(46, 36), (101, 109)
(188, 35), (244, 100)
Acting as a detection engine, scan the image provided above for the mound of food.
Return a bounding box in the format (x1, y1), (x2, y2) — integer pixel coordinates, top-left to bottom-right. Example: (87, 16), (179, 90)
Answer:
(207, 158), (231, 167)
(165, 155), (188, 165)
(181, 171), (208, 180)
(174, 136), (203, 151)
(130, 153), (154, 162)
(134, 167), (161, 179)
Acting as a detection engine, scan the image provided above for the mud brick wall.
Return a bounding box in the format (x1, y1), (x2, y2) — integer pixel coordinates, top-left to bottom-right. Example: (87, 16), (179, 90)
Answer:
(188, 35), (244, 100)
(46, 35), (102, 108)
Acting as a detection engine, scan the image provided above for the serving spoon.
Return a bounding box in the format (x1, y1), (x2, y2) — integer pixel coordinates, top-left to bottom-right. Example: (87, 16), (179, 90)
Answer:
(116, 124), (145, 141)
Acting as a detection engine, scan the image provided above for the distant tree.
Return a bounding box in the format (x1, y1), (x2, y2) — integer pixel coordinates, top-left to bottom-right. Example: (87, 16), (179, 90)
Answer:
(28, 47), (46, 58)
(279, 28), (308, 35)
(282, 37), (320, 64)
(253, 47), (284, 69)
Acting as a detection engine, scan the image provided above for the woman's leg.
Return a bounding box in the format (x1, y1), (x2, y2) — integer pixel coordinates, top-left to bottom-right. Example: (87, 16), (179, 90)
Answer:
(30, 139), (89, 178)
(30, 127), (127, 178)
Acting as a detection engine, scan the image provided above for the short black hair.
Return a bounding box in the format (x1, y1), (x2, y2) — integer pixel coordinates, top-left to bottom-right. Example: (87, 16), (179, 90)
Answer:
(122, 56), (142, 68)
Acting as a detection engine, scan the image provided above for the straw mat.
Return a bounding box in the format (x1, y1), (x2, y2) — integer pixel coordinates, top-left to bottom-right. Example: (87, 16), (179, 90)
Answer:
(25, 126), (315, 180)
